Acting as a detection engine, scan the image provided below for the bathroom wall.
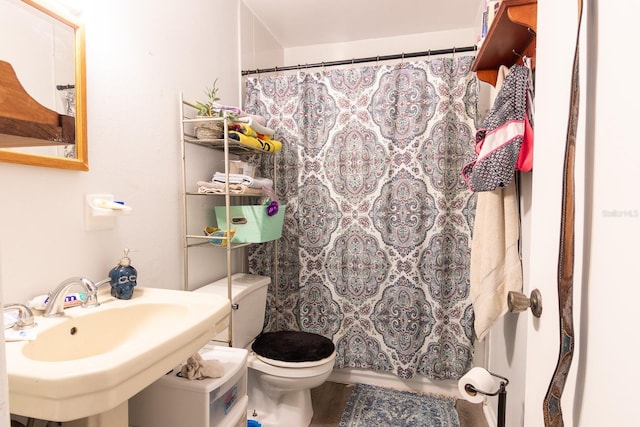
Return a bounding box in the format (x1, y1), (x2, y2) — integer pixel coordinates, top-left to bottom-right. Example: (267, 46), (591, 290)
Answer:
(239, 1), (284, 73)
(282, 28), (476, 66)
(0, 0), (243, 304)
(1, 0), (255, 420)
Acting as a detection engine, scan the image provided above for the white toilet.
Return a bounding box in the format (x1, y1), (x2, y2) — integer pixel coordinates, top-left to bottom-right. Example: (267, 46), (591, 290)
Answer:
(194, 273), (336, 427)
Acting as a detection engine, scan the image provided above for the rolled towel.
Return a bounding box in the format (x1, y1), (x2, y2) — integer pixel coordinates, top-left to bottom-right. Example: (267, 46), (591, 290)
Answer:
(236, 113), (267, 126)
(180, 352), (225, 380)
(211, 104), (266, 126)
(228, 131), (282, 153)
(233, 117), (274, 137)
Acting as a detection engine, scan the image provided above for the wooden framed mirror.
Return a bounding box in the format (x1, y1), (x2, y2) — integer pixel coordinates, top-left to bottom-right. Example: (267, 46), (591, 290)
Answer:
(0, 0), (87, 170)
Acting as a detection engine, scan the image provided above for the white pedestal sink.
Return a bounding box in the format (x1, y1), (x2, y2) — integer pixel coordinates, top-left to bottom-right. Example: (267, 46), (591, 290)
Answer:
(5, 286), (230, 426)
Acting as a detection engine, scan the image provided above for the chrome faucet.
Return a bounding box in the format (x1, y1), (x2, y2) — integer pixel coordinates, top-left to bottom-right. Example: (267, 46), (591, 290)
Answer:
(3, 303), (36, 329)
(43, 276), (109, 317)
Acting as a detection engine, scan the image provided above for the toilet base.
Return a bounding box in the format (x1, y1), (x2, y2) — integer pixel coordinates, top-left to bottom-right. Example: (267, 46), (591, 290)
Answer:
(246, 367), (314, 427)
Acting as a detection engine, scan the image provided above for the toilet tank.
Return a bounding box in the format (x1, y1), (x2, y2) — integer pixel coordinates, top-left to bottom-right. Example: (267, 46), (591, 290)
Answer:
(194, 273), (270, 348)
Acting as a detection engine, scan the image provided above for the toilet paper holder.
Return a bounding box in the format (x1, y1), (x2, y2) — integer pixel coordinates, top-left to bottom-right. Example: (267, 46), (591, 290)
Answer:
(463, 371), (509, 427)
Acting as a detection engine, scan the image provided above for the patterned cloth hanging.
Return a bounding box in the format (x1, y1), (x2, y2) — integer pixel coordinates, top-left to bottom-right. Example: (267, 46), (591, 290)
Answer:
(244, 57), (479, 380)
(462, 64), (533, 192)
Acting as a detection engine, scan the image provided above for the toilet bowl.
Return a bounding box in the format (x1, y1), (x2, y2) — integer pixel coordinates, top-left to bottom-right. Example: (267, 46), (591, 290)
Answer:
(247, 330), (336, 426)
(247, 349), (336, 427)
(194, 274), (336, 427)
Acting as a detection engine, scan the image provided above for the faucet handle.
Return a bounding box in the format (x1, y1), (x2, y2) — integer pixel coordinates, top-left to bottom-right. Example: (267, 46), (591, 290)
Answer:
(82, 278), (99, 308)
(4, 304), (37, 330)
(83, 278), (111, 308)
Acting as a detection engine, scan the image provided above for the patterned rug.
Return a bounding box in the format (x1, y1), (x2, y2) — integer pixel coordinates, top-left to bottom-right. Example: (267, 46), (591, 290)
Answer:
(338, 383), (460, 427)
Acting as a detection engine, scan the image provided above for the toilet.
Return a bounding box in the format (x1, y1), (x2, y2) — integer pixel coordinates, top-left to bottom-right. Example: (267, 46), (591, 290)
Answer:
(194, 273), (336, 427)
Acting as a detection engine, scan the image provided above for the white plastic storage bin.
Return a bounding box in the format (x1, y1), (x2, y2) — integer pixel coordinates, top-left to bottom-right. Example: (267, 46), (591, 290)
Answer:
(129, 344), (248, 427)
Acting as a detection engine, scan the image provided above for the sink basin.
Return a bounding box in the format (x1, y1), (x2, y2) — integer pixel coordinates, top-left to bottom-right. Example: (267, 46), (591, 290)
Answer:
(22, 303), (188, 362)
(5, 286), (230, 423)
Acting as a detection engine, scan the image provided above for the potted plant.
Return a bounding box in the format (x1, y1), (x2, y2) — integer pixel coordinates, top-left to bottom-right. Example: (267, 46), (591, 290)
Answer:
(186, 79), (225, 140)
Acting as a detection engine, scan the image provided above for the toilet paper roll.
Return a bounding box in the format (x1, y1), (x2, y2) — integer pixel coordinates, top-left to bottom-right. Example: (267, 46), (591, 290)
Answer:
(458, 367), (497, 403)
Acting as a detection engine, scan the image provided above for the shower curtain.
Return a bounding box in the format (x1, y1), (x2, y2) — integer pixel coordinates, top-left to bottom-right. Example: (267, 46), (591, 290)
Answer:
(244, 56), (479, 380)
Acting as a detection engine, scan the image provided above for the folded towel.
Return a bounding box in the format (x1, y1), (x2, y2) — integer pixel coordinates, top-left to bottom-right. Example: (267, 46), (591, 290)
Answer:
(233, 117), (275, 137)
(196, 180), (264, 195)
(212, 104), (266, 126)
(212, 103), (243, 116)
(212, 172), (273, 189)
(471, 180), (523, 341)
(180, 352), (224, 380)
(228, 131), (282, 153)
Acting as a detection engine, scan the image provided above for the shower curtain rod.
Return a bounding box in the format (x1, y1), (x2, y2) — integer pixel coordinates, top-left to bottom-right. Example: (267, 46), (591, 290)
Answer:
(241, 45), (477, 76)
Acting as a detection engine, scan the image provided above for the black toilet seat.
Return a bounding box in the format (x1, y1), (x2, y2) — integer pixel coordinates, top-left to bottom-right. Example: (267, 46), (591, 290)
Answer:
(251, 331), (335, 363)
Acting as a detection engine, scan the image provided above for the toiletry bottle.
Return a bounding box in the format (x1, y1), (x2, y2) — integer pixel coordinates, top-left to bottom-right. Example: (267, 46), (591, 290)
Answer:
(109, 248), (137, 300)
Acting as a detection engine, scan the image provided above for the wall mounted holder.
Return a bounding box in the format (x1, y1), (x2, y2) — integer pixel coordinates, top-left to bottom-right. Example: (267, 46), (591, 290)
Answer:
(84, 194), (132, 231)
(463, 371), (510, 427)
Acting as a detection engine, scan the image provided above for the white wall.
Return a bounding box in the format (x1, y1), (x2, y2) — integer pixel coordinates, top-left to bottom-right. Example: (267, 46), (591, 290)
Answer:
(239, 1), (284, 73)
(0, 0), (241, 307)
(576, 1), (640, 422)
(283, 29), (476, 67)
(1, 0), (246, 419)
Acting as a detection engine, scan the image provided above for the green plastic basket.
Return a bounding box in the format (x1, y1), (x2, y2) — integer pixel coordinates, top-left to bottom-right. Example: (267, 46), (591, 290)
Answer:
(215, 204), (285, 243)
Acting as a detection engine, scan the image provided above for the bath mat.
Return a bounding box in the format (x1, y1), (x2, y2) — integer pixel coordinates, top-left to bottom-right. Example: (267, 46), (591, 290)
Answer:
(338, 383), (460, 427)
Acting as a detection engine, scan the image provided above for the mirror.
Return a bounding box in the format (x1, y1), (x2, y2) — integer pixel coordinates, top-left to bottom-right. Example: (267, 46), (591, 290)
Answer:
(0, 0), (87, 170)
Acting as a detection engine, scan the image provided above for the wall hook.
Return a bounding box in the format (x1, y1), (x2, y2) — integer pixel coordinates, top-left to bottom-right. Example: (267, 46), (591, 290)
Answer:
(508, 289), (542, 317)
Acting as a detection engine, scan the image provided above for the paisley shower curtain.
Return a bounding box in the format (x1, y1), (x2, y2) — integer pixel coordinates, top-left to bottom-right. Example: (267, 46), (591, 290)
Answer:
(244, 56), (479, 380)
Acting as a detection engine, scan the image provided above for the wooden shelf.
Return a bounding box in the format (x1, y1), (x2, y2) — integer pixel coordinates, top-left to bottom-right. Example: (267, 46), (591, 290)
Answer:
(472, 0), (537, 86)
